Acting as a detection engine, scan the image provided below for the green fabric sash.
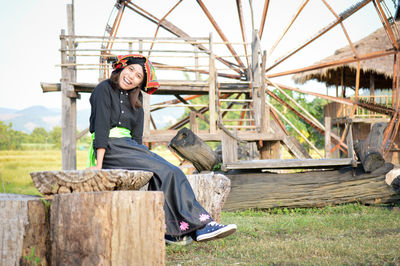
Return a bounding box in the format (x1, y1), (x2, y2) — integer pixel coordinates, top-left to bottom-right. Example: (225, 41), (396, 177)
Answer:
(86, 127), (131, 168)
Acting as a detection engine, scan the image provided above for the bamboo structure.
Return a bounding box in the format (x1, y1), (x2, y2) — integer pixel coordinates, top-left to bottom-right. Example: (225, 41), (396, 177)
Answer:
(41, 0), (400, 170)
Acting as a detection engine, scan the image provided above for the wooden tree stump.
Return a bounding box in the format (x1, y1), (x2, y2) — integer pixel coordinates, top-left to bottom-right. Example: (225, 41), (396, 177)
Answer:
(224, 163), (400, 210)
(354, 122), (387, 172)
(30, 169), (153, 196)
(0, 194), (48, 266)
(50, 191), (165, 266)
(169, 128), (220, 172)
(186, 172), (231, 222)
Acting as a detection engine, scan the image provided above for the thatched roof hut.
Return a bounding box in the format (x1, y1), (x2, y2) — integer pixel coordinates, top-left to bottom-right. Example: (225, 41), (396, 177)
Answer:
(293, 23), (399, 90)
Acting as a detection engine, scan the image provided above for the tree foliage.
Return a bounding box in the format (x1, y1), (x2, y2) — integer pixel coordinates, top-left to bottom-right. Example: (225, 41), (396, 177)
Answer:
(0, 122), (64, 150)
(0, 122), (29, 150)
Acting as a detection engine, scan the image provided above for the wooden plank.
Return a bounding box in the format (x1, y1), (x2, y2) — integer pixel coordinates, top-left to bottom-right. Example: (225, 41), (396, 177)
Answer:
(143, 130), (284, 142)
(226, 158), (354, 170)
(282, 135), (311, 159)
(42, 81), (253, 95)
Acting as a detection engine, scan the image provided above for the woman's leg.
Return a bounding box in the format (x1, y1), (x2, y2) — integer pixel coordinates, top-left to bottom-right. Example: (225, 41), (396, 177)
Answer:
(102, 138), (212, 236)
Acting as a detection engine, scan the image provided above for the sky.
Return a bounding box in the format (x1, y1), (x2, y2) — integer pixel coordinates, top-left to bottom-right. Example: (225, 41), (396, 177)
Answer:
(0, 0), (396, 112)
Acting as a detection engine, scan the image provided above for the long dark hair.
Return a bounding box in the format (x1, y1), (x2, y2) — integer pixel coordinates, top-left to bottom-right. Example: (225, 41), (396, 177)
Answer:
(110, 69), (143, 109)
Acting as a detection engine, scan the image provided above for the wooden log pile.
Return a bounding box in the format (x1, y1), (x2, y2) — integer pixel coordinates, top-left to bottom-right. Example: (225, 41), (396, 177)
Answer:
(30, 169), (153, 196)
(224, 163), (400, 210)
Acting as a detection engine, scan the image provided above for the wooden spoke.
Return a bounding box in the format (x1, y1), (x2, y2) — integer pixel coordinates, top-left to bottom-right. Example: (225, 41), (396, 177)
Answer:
(196, 0), (245, 69)
(266, 0), (373, 72)
(258, 0), (270, 39)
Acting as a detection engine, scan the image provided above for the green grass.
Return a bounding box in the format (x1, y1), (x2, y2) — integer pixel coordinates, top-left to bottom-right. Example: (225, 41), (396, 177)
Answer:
(0, 150), (88, 195)
(167, 206), (400, 265)
(1, 149), (400, 264)
(0, 147), (180, 195)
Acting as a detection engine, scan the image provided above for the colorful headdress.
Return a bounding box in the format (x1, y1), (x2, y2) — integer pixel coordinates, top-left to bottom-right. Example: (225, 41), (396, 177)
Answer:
(112, 54), (160, 94)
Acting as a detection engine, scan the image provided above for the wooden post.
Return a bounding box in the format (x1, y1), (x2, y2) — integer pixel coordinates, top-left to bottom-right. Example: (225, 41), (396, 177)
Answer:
(221, 130), (238, 167)
(259, 141), (281, 159)
(209, 33), (217, 133)
(60, 2), (77, 170)
(251, 30), (261, 128)
(139, 39), (143, 54)
(325, 116), (331, 158)
(355, 61), (360, 100)
(50, 191), (165, 265)
(370, 73), (375, 104)
(0, 194), (48, 265)
(129, 41), (133, 54)
(60, 28), (76, 170)
(194, 46), (200, 81)
(190, 111), (199, 134)
(260, 51), (268, 133)
(143, 92), (151, 137)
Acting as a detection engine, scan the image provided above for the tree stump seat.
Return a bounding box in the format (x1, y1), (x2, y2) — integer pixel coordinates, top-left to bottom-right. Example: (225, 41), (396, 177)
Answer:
(0, 194), (48, 265)
(30, 169), (153, 196)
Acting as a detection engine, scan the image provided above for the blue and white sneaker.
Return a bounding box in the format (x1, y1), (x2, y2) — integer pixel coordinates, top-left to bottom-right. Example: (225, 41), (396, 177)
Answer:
(195, 221), (237, 242)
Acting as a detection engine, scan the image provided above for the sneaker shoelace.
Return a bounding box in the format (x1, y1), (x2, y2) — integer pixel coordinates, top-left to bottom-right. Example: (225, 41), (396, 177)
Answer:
(207, 221), (224, 228)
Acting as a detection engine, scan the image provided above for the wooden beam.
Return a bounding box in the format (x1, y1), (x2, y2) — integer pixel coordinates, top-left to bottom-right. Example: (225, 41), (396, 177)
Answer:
(267, 48), (395, 78)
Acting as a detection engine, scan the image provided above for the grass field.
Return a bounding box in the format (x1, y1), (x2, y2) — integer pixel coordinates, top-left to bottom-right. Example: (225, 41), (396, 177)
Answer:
(1, 149), (400, 264)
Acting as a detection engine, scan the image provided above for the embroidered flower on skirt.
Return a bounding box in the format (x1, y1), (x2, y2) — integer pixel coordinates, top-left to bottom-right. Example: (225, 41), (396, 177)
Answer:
(179, 221), (189, 231)
(199, 213), (211, 222)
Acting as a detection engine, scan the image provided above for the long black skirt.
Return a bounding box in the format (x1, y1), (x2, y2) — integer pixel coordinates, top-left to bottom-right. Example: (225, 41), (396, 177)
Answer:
(101, 137), (212, 236)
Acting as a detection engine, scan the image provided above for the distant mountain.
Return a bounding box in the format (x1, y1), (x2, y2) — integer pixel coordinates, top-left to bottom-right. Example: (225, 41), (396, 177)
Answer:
(0, 106), (90, 133)
(0, 105), (181, 134)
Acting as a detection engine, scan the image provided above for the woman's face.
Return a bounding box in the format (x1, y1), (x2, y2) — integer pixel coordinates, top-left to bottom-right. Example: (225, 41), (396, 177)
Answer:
(118, 64), (144, 90)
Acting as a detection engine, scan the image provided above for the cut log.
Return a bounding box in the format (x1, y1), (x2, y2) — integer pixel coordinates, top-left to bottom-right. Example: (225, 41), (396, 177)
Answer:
(186, 172), (231, 222)
(385, 166), (400, 193)
(354, 122), (386, 172)
(0, 194), (48, 266)
(50, 191), (165, 265)
(30, 169), (153, 196)
(169, 128), (220, 172)
(224, 163), (400, 210)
